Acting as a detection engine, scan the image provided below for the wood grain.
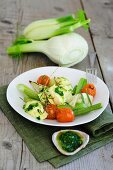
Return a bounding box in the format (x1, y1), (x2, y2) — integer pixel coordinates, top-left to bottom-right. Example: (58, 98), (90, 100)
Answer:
(82, 0), (113, 109)
(0, 0), (23, 170)
(0, 0), (113, 169)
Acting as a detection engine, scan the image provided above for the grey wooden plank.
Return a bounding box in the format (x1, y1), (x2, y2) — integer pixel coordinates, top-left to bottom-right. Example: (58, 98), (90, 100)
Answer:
(0, 110), (22, 170)
(0, 0), (113, 169)
(0, 0), (24, 169)
(19, 142), (113, 170)
(82, 0), (113, 108)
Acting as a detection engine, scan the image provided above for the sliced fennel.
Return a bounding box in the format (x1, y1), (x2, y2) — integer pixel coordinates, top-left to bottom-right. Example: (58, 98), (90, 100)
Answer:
(49, 77), (73, 91)
(7, 33), (88, 67)
(69, 93), (93, 107)
(17, 84), (39, 100)
(48, 85), (65, 105)
(23, 100), (48, 120)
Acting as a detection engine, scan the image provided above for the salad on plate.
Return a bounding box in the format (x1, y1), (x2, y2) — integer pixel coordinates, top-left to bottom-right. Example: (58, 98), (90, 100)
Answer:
(17, 74), (102, 123)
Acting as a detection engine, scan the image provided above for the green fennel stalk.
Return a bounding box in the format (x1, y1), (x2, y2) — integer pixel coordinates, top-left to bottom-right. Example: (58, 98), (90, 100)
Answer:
(73, 103), (102, 116)
(23, 10), (90, 40)
(17, 84), (39, 100)
(75, 78), (87, 94)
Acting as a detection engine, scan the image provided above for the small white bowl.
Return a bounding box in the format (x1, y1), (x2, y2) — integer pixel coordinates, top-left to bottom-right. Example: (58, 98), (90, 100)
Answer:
(52, 129), (89, 155)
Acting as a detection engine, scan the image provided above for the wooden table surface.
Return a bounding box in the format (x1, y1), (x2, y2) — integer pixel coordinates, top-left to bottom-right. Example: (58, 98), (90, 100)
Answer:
(0, 0), (113, 169)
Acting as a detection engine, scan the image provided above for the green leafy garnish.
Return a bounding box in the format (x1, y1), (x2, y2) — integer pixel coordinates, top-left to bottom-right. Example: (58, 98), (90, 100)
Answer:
(75, 78), (87, 94)
(55, 87), (64, 96)
(24, 103), (38, 112)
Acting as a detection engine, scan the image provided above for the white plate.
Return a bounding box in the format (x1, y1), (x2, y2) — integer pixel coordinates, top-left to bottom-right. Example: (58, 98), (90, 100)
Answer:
(7, 66), (109, 127)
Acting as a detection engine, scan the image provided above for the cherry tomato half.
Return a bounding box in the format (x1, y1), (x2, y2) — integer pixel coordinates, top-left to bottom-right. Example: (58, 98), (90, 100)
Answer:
(81, 83), (96, 97)
(37, 75), (50, 86)
(45, 104), (57, 120)
(56, 108), (75, 123)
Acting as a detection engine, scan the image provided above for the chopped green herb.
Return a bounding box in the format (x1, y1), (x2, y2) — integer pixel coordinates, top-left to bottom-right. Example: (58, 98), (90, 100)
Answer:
(37, 116), (40, 120)
(55, 87), (64, 96)
(24, 103), (38, 112)
(23, 104), (26, 109)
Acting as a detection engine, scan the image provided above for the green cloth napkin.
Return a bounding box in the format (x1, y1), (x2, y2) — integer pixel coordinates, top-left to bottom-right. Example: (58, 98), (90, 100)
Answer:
(0, 85), (113, 168)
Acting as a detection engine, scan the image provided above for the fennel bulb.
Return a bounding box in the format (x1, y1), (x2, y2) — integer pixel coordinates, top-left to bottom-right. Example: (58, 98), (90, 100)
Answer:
(23, 10), (90, 40)
(7, 33), (88, 67)
(43, 33), (88, 67)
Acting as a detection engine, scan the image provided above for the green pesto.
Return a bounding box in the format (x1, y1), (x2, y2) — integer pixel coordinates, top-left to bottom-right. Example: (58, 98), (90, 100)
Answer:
(57, 131), (83, 152)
